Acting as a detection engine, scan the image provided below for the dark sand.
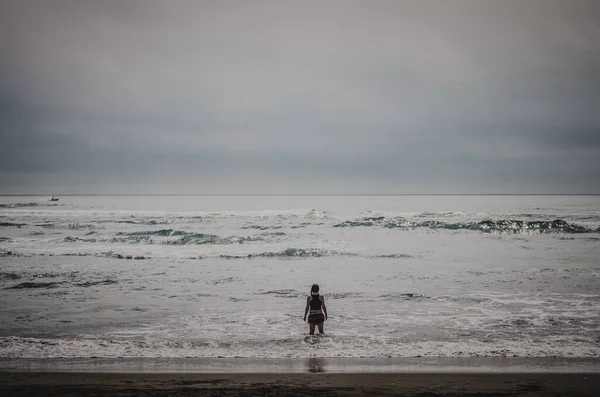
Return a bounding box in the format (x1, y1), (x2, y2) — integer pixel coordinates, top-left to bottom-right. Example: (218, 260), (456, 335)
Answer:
(1, 372), (598, 396)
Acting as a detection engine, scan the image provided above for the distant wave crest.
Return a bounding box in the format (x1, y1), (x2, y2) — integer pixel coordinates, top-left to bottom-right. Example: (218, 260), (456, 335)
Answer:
(334, 217), (597, 233)
(219, 247), (356, 259)
(0, 222), (26, 228)
(0, 202), (60, 209)
(4, 278), (118, 290)
(0, 203), (40, 208)
(62, 229), (268, 245)
(6, 281), (65, 290)
(0, 272), (23, 280)
(380, 292), (430, 300)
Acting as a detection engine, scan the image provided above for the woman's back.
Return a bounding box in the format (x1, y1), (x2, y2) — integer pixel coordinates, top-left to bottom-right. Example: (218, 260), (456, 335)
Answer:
(309, 295), (321, 310)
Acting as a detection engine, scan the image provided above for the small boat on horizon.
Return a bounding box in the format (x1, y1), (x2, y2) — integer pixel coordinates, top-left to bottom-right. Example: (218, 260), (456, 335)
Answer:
(48, 196), (59, 201)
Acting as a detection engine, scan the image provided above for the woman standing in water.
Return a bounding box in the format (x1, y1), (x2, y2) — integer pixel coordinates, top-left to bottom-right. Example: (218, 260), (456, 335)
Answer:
(303, 284), (328, 335)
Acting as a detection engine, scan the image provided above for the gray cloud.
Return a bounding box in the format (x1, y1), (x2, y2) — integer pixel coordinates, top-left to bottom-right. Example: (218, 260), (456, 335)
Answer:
(1, 0), (599, 194)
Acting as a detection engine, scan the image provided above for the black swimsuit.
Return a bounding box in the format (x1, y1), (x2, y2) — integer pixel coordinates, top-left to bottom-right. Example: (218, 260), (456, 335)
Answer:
(310, 295), (322, 310)
(307, 295), (324, 325)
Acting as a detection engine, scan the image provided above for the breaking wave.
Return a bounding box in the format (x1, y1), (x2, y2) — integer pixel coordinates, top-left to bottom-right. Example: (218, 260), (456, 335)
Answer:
(0, 203), (60, 209)
(3, 276), (118, 289)
(62, 230), (268, 245)
(36, 223), (96, 230)
(218, 248), (356, 259)
(0, 272), (23, 280)
(100, 252), (149, 260)
(6, 281), (65, 290)
(257, 289), (305, 298)
(334, 218), (597, 234)
(380, 292), (431, 300)
(75, 279), (118, 287)
(0, 249), (22, 257)
(241, 224), (284, 230)
(255, 289), (362, 299)
(0, 222), (26, 228)
(0, 203), (40, 208)
(417, 211), (465, 217)
(2, 249), (410, 261)
(373, 253), (412, 259)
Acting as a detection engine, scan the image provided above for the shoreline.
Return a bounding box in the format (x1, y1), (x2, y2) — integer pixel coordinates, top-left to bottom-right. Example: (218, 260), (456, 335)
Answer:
(1, 372), (599, 396)
(2, 357), (600, 373)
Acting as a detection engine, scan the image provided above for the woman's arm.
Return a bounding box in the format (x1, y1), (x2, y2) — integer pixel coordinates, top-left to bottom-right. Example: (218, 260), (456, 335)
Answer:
(303, 297), (310, 322)
(321, 296), (328, 320)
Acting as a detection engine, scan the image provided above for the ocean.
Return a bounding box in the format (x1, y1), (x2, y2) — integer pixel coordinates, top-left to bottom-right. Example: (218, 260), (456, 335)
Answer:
(0, 195), (599, 360)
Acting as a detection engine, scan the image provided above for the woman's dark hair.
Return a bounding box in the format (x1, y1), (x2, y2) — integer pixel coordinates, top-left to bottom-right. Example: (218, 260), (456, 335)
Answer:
(311, 284), (319, 295)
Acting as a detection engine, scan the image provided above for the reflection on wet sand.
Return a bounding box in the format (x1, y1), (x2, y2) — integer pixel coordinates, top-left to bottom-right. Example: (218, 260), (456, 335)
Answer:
(306, 357), (326, 373)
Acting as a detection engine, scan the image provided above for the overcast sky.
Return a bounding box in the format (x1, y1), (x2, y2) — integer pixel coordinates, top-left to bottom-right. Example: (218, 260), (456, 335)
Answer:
(1, 0), (599, 194)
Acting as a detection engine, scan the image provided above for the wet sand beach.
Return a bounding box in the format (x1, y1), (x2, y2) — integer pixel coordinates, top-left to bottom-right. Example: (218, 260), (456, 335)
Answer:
(1, 372), (599, 396)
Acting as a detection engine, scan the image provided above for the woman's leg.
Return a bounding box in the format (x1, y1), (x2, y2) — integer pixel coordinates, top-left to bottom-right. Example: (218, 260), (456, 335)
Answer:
(309, 324), (316, 335)
(317, 322), (324, 334)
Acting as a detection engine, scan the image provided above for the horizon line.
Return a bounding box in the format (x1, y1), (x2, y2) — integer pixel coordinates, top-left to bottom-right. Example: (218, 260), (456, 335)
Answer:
(1, 193), (599, 197)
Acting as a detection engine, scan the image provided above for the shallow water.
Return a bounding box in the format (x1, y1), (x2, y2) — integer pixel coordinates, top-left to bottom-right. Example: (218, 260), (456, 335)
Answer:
(1, 195), (599, 358)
